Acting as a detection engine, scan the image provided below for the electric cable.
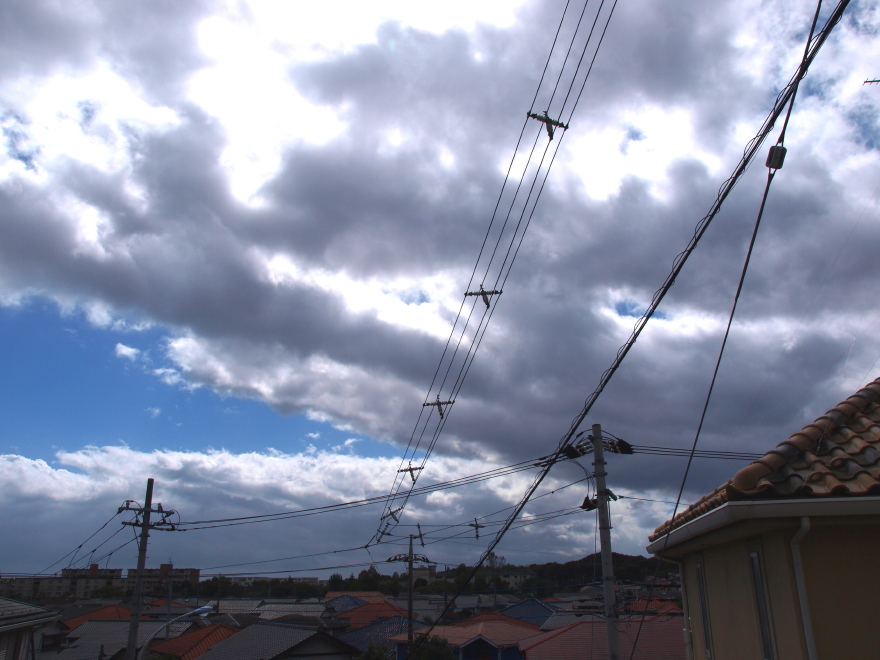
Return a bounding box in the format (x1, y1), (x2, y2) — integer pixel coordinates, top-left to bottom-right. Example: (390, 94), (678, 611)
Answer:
(387, 0), (620, 536)
(381, 0), (618, 539)
(37, 511), (122, 575)
(627, 3), (834, 657)
(406, 1), (846, 655)
(379, 0), (585, 527)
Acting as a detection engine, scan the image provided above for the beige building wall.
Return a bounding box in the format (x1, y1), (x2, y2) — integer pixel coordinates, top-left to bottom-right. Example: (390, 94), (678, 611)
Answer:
(676, 516), (880, 660)
(799, 524), (880, 659)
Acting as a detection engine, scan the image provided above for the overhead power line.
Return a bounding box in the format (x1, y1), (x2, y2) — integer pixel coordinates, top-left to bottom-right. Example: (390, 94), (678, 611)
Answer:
(400, 1), (850, 657)
(380, 0), (622, 542)
(629, 3), (846, 658)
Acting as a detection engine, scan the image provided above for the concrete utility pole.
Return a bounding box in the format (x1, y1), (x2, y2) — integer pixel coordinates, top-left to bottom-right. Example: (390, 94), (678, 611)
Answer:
(387, 534), (431, 654)
(124, 478), (154, 660)
(407, 535), (414, 649)
(591, 423), (621, 660)
(120, 479), (179, 660)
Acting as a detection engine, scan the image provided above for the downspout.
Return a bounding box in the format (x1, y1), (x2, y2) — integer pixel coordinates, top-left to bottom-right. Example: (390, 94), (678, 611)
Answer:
(790, 517), (817, 660)
(667, 558), (693, 660)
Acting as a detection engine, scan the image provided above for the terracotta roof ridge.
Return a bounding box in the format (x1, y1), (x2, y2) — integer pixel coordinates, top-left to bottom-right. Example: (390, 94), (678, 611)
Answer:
(650, 376), (880, 543)
(731, 378), (880, 491)
(519, 621), (581, 651)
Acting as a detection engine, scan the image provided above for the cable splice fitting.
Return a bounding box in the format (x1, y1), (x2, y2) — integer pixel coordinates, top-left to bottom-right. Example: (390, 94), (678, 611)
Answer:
(766, 145), (787, 170)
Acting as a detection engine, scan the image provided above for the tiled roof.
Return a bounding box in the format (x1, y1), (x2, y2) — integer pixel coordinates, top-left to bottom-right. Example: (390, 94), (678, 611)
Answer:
(650, 378), (880, 541)
(520, 616), (686, 660)
(147, 599), (186, 609)
(149, 623), (238, 660)
(391, 622), (541, 648)
(197, 622), (316, 660)
(538, 611), (602, 631)
(255, 603), (326, 620)
(60, 604), (134, 632)
(336, 602), (411, 629)
(338, 615), (429, 658)
(449, 613), (540, 630)
(0, 597), (55, 630)
(499, 599), (558, 627)
(207, 599), (264, 614)
(629, 598), (667, 612)
(325, 592), (387, 604)
(57, 619), (192, 660)
(324, 595), (368, 613)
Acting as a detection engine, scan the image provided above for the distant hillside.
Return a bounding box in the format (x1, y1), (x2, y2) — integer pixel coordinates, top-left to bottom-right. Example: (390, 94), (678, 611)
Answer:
(522, 552), (675, 588)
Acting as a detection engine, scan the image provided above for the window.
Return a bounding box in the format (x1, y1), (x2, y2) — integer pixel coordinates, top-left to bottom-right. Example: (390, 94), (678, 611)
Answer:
(748, 551), (775, 660)
(695, 559), (713, 659)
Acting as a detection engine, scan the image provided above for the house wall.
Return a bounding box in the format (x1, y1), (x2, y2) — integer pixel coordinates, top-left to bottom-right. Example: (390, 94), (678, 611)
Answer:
(683, 540), (762, 660)
(0, 628), (30, 660)
(461, 638), (503, 660)
(800, 524), (880, 659)
(675, 515), (880, 660)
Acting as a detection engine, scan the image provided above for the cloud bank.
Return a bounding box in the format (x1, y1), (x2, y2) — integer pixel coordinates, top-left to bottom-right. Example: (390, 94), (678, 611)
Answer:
(2, 0), (880, 570)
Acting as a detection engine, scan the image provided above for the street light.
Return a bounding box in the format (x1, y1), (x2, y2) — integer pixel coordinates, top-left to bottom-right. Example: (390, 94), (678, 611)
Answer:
(136, 605), (212, 660)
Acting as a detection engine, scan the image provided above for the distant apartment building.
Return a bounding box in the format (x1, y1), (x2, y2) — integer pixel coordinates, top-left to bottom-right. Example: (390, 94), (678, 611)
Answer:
(226, 576), (319, 586)
(128, 564), (201, 591)
(411, 565), (436, 584)
(0, 563), (199, 600)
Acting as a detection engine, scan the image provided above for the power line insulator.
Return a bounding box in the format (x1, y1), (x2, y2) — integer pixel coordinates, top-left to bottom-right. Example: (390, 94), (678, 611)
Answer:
(464, 285), (502, 309)
(527, 110), (569, 140)
(422, 396), (454, 419)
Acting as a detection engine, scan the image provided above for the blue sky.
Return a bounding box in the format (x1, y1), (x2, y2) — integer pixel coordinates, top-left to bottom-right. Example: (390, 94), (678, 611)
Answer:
(1, 0), (879, 574)
(0, 302), (392, 462)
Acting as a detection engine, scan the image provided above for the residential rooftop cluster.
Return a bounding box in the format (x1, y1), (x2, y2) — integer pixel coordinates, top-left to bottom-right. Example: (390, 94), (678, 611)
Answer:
(0, 584), (686, 660)
(4, 376), (880, 660)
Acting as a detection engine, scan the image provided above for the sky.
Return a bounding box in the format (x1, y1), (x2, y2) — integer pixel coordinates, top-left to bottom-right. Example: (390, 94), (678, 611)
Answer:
(2, 0), (880, 579)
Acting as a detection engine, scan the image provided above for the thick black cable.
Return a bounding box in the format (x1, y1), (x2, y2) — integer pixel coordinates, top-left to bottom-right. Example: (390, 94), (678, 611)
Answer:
(405, 0), (844, 653)
(468, 0), (849, 611)
(627, 4), (833, 657)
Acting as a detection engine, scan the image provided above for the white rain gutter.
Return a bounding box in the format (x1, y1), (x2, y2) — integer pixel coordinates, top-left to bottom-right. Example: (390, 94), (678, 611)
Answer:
(790, 516), (818, 660)
(646, 497), (880, 555)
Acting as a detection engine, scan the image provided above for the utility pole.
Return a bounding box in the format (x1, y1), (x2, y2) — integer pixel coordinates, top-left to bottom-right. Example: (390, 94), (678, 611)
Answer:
(387, 532), (430, 654)
(407, 535), (414, 648)
(120, 479), (178, 660)
(591, 424), (621, 660)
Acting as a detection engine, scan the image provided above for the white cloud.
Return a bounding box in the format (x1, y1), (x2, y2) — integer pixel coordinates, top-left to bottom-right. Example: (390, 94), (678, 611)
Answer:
(145, 407), (161, 418)
(0, 445), (667, 572)
(114, 343), (141, 360)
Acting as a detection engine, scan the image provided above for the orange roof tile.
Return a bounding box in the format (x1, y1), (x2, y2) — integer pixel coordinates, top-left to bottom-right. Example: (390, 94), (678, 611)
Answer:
(62, 605), (134, 632)
(336, 602), (411, 628)
(449, 613), (540, 630)
(651, 378), (880, 542)
(147, 599), (186, 609)
(629, 598), (666, 612)
(520, 617), (685, 660)
(391, 622), (541, 647)
(150, 623), (238, 660)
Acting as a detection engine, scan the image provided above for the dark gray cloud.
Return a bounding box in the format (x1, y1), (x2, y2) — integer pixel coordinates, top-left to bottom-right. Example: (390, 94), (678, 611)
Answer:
(1, 0), (879, 568)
